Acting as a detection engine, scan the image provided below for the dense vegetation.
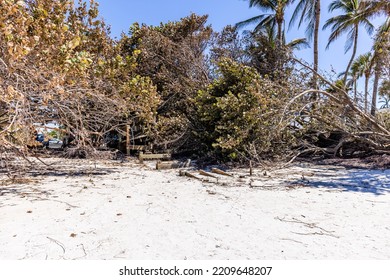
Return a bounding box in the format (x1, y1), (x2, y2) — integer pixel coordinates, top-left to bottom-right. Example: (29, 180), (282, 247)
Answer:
(1, 0), (389, 164)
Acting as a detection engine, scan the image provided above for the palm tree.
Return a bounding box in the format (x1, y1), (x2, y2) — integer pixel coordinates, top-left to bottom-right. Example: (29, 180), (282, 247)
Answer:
(370, 18), (389, 116)
(245, 25), (308, 78)
(379, 79), (390, 108)
(351, 53), (373, 111)
(289, 0), (321, 88)
(236, 0), (293, 43)
(379, 96), (390, 109)
(340, 64), (360, 102)
(248, 25), (309, 49)
(323, 0), (374, 86)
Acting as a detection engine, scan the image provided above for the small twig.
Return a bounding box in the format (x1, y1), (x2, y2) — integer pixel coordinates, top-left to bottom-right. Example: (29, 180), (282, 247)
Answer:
(275, 216), (339, 238)
(279, 238), (305, 244)
(291, 231), (339, 238)
(46, 236), (66, 254)
(39, 198), (79, 208)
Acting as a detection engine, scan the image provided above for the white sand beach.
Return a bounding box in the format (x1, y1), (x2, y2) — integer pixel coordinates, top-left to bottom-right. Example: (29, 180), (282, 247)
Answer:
(1, 159), (389, 260)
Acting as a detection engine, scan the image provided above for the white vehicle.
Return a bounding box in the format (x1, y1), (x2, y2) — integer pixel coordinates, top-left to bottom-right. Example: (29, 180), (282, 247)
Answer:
(45, 138), (63, 149)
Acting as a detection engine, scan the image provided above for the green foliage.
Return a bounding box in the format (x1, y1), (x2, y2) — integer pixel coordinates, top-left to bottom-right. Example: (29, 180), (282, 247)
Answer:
(196, 58), (294, 161)
(119, 75), (160, 133)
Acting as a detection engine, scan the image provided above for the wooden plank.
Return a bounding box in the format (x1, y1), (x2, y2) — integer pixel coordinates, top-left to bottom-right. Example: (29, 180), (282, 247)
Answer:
(211, 168), (232, 177)
(139, 153), (171, 160)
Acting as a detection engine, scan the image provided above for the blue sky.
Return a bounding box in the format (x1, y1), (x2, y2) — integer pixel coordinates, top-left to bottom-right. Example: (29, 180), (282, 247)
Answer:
(96, 0), (384, 79)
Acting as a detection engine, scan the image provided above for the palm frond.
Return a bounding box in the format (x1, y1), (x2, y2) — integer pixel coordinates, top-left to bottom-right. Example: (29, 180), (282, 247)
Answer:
(287, 37), (310, 50)
(236, 14), (270, 29)
(288, 0), (307, 30)
(344, 27), (356, 53)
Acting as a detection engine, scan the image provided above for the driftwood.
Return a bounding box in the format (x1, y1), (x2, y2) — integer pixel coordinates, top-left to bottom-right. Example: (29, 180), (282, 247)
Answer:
(199, 170), (218, 178)
(179, 170), (203, 181)
(211, 168), (232, 177)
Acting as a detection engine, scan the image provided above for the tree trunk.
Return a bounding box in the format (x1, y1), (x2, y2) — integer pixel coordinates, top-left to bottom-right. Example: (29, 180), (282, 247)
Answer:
(354, 77), (357, 103)
(364, 74), (369, 112)
(313, 0), (321, 89)
(371, 62), (381, 116)
(343, 25), (359, 86)
(277, 21), (283, 44)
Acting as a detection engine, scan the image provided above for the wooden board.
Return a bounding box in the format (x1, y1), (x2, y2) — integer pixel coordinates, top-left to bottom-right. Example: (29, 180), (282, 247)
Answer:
(139, 152), (171, 162)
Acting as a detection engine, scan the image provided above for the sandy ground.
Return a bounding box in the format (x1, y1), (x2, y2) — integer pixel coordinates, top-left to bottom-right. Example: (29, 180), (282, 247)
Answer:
(0, 158), (389, 260)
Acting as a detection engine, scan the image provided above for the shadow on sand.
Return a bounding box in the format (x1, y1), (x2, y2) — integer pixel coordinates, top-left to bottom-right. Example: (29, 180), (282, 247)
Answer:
(292, 169), (390, 196)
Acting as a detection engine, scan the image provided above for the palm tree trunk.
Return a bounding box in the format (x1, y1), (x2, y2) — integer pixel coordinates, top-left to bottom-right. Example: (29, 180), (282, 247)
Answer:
(371, 62), (380, 116)
(364, 74), (369, 111)
(343, 25), (359, 86)
(354, 77), (357, 103)
(277, 21), (283, 43)
(313, 0), (321, 89)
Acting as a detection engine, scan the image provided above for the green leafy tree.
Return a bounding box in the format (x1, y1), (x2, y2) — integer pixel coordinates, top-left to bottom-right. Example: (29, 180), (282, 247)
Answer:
(196, 58), (297, 161)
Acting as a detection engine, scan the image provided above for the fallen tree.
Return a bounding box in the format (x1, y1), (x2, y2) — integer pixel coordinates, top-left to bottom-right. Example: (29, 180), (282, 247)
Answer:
(279, 58), (390, 158)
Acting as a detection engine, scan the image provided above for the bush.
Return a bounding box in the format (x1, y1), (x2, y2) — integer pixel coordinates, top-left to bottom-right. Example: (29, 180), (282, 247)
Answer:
(195, 59), (295, 161)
